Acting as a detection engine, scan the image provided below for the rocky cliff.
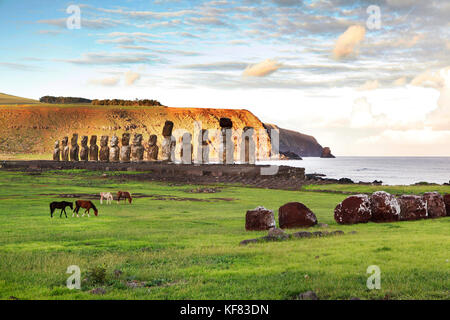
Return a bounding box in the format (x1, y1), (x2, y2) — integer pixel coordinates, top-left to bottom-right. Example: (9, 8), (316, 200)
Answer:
(263, 123), (326, 157)
(0, 105), (271, 161)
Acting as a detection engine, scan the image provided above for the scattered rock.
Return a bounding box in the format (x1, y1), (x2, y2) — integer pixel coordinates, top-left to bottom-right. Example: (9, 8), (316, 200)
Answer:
(334, 195), (371, 225)
(298, 291), (318, 300)
(239, 238), (259, 246)
(265, 227), (290, 240)
(89, 288), (106, 295)
(245, 206), (276, 231)
(331, 230), (344, 236)
(370, 191), (400, 222)
(317, 223), (329, 228)
(292, 231), (312, 238)
(423, 192), (446, 218)
(397, 195), (428, 221)
(9, 296), (19, 300)
(338, 178), (354, 184)
(312, 231), (324, 237)
(348, 231), (357, 234)
(278, 202), (318, 229)
(444, 194), (450, 216)
(280, 151), (302, 160)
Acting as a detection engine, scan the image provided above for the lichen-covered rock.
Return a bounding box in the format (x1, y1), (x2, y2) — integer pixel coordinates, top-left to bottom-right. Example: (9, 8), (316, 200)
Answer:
(278, 202), (318, 229)
(398, 195), (428, 221)
(131, 134), (144, 162)
(369, 191), (400, 222)
(80, 136), (89, 161)
(69, 134), (79, 161)
(61, 136), (69, 161)
(334, 194), (371, 225)
(423, 192), (446, 218)
(109, 135), (120, 162)
(245, 206), (276, 231)
(120, 133), (131, 162)
(53, 141), (60, 161)
(147, 134), (158, 161)
(89, 135), (99, 161)
(99, 136), (109, 162)
(262, 227), (290, 241)
(444, 194), (450, 216)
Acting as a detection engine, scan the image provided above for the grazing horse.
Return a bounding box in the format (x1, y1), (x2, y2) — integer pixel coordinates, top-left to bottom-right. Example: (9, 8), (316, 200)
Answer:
(117, 191), (132, 204)
(100, 192), (113, 205)
(50, 201), (73, 218)
(73, 200), (98, 217)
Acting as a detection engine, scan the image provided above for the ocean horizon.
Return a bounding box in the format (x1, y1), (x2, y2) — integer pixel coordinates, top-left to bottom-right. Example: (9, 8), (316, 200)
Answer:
(258, 156), (450, 186)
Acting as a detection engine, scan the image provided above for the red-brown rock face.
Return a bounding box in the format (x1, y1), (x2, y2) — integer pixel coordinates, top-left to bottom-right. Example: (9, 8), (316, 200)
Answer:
(397, 195), (428, 221)
(423, 192), (446, 218)
(444, 194), (450, 216)
(278, 202), (318, 229)
(245, 206), (276, 231)
(369, 191), (400, 222)
(334, 195), (371, 225)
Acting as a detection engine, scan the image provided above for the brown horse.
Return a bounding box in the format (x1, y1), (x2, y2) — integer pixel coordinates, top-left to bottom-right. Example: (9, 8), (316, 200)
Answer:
(117, 191), (132, 204)
(73, 200), (98, 217)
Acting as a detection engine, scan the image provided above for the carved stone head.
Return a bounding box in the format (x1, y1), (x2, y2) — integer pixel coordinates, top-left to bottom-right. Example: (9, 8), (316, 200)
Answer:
(133, 134), (143, 146)
(81, 136), (88, 147)
(71, 134), (78, 146)
(100, 136), (109, 147)
(148, 134), (157, 146)
(122, 133), (131, 146)
(110, 135), (119, 147)
(54, 141), (60, 148)
(62, 136), (68, 147)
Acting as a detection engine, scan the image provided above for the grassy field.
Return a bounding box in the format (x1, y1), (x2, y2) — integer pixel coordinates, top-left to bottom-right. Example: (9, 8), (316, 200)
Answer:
(0, 170), (448, 300)
(0, 93), (40, 105)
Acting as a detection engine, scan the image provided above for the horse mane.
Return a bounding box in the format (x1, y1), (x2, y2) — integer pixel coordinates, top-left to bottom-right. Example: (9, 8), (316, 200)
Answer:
(90, 201), (98, 212)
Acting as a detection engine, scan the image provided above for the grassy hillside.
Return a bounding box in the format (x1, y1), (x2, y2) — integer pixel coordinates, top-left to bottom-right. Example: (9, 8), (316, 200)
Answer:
(0, 93), (40, 105)
(0, 170), (448, 300)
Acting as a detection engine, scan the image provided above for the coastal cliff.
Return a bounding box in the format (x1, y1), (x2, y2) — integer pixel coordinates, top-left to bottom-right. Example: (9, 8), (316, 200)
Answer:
(0, 105), (271, 161)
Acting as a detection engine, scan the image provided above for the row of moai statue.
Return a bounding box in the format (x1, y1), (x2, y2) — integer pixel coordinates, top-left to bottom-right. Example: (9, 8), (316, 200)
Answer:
(52, 118), (255, 164)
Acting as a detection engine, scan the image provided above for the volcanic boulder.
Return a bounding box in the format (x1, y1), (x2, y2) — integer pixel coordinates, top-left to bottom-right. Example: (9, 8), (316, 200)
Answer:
(369, 191), (400, 222)
(444, 194), (450, 216)
(278, 202), (318, 229)
(397, 195), (428, 221)
(245, 206), (276, 231)
(334, 195), (371, 225)
(423, 192), (446, 218)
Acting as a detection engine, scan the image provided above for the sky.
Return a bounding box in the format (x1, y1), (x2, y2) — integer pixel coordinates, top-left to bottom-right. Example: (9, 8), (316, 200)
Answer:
(0, 0), (449, 156)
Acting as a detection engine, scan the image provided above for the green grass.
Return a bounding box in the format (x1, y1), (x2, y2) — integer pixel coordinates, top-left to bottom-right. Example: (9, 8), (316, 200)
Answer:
(0, 170), (448, 300)
(0, 93), (40, 105)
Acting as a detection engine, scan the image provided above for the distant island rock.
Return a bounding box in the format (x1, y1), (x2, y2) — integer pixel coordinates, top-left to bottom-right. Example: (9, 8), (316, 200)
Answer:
(264, 123), (334, 159)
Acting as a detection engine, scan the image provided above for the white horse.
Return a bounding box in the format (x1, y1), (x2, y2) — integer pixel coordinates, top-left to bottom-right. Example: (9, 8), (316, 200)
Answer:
(100, 192), (113, 205)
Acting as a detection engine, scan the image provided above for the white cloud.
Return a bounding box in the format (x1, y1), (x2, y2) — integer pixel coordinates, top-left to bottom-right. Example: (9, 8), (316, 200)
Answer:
(358, 80), (379, 91)
(242, 59), (281, 77)
(88, 77), (120, 86)
(124, 71), (141, 85)
(333, 25), (365, 59)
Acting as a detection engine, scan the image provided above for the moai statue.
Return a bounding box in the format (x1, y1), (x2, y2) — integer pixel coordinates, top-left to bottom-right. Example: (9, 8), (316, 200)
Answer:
(99, 136), (109, 162)
(147, 134), (159, 161)
(109, 135), (120, 162)
(61, 136), (69, 161)
(69, 134), (79, 162)
(131, 134), (144, 162)
(161, 121), (176, 162)
(80, 136), (89, 161)
(53, 141), (60, 161)
(89, 135), (99, 161)
(219, 118), (233, 164)
(120, 133), (131, 162)
(180, 132), (193, 164)
(241, 127), (255, 165)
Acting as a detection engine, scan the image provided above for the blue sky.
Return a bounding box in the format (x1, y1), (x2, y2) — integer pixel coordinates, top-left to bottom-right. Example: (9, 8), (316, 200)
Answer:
(1, 0), (449, 155)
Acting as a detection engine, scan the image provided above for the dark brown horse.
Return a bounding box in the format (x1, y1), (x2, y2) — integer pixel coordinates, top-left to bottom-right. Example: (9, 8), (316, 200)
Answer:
(50, 201), (73, 218)
(73, 200), (98, 217)
(117, 191), (132, 204)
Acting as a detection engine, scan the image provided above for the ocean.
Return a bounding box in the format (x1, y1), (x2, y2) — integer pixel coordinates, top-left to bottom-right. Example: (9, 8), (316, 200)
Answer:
(258, 157), (450, 186)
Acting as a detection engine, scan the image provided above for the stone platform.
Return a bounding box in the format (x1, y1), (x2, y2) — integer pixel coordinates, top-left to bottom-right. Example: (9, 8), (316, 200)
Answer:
(0, 160), (306, 190)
